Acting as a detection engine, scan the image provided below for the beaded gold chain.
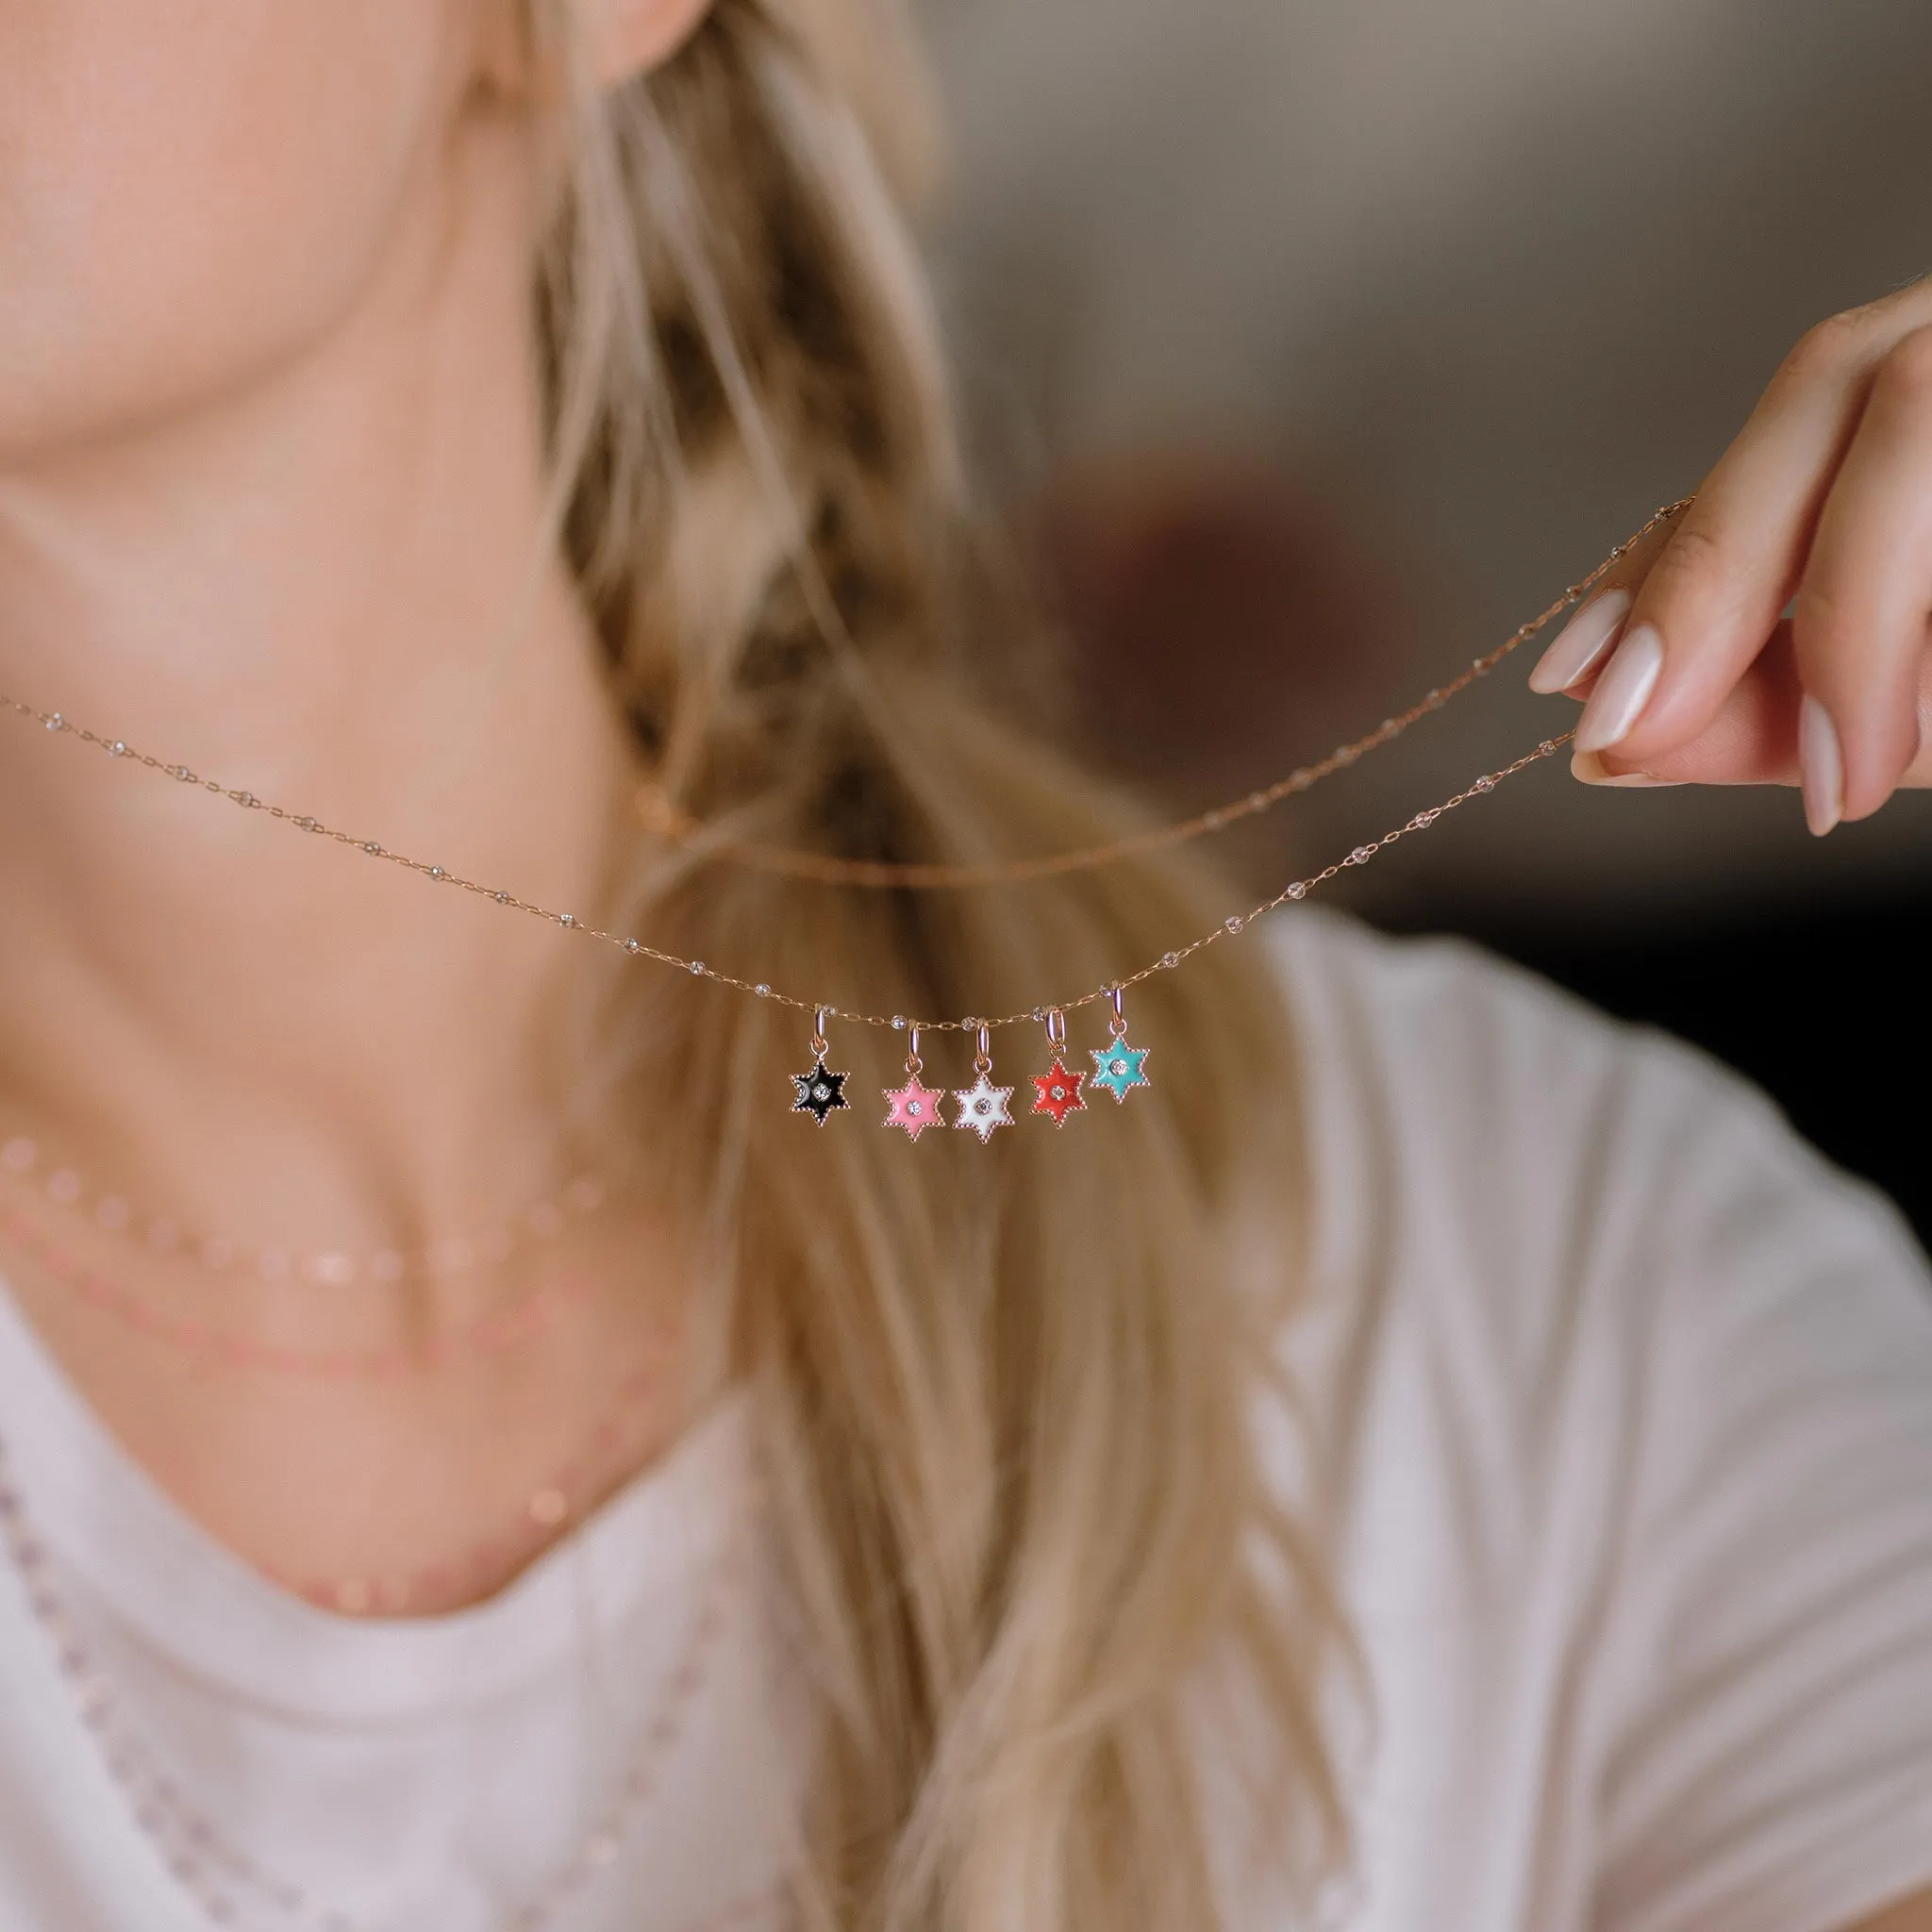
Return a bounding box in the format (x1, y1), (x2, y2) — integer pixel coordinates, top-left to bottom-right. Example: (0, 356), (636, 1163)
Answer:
(637, 498), (1689, 892)
(0, 500), (1688, 1135)
(0, 1423), (756, 1932)
(0, 1128), (610, 1290)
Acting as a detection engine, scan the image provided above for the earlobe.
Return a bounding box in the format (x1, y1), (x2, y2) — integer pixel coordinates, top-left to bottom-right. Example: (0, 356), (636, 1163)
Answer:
(578, 0), (718, 86)
(475, 0), (714, 101)
(475, 0), (542, 97)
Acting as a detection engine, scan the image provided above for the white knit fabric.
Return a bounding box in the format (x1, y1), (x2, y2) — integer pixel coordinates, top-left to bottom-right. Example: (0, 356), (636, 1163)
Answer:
(2, 913), (1929, 1932)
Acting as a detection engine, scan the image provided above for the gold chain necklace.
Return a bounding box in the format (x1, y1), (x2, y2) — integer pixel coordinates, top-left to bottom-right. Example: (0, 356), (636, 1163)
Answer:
(0, 1202), (596, 1379)
(0, 1127), (609, 1288)
(0, 500), (1688, 1136)
(636, 497), (1689, 892)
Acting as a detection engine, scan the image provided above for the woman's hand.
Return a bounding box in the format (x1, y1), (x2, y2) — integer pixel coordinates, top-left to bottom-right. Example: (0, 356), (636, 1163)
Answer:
(1527, 277), (1932, 834)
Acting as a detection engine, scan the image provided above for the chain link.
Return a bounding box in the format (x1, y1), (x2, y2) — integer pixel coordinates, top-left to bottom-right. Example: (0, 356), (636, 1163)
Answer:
(637, 500), (1690, 889)
(0, 504), (1684, 1037)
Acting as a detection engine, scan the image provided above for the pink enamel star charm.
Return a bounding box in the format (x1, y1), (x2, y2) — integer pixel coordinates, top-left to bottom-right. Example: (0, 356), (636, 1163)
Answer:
(884, 1074), (947, 1142)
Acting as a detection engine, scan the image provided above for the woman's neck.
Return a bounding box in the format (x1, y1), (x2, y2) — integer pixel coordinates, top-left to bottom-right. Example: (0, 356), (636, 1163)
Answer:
(0, 125), (634, 1274)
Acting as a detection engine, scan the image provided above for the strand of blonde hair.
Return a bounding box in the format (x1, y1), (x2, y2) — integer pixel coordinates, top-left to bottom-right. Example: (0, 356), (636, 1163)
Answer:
(531, 5), (1349, 1924)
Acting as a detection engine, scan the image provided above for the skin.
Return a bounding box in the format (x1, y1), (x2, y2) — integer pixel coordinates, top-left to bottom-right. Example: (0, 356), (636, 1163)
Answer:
(1539, 279), (1932, 835)
(0, 0), (708, 1599)
(0, 5), (1924, 1924)
(1537, 290), (1932, 1932)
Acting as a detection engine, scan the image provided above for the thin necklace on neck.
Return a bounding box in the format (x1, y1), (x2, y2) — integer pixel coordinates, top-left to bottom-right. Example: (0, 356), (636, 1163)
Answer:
(0, 1424), (756, 1932)
(0, 1203), (596, 1379)
(0, 499), (1690, 1060)
(271, 1353), (677, 1617)
(0, 1130), (611, 1289)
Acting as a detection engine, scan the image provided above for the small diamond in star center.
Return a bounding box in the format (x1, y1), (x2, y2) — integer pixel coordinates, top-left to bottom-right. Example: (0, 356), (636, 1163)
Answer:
(1089, 1038), (1153, 1105)
(1031, 1059), (1088, 1128)
(885, 1073), (947, 1142)
(952, 1074), (1015, 1143)
(791, 1059), (851, 1126)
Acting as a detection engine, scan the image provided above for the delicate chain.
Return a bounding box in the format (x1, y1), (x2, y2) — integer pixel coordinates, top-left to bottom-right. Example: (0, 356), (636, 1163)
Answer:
(0, 1204), (593, 1379)
(279, 1358), (672, 1618)
(0, 682), (1571, 1037)
(0, 1201), (686, 1614)
(269, 1357), (674, 1619)
(0, 502), (1685, 1038)
(0, 1425), (754, 1932)
(635, 499), (1691, 889)
(0, 1129), (609, 1290)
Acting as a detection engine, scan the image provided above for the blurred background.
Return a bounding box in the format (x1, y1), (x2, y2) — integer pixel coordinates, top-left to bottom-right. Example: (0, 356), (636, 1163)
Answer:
(916, 0), (1932, 1241)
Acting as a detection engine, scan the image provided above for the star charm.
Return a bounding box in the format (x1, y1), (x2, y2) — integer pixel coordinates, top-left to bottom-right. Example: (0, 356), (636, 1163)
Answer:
(1031, 1059), (1087, 1128)
(1089, 1037), (1153, 1105)
(952, 1074), (1015, 1143)
(791, 1058), (851, 1126)
(884, 1074), (946, 1142)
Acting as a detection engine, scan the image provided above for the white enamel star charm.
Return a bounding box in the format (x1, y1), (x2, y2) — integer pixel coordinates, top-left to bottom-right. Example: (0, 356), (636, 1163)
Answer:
(952, 1073), (1015, 1143)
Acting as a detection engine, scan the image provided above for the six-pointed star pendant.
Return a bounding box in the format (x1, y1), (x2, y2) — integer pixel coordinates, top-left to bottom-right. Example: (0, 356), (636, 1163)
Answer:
(791, 1058), (851, 1126)
(884, 1073), (947, 1142)
(1089, 1038), (1152, 1105)
(1031, 1058), (1087, 1128)
(952, 1074), (1015, 1143)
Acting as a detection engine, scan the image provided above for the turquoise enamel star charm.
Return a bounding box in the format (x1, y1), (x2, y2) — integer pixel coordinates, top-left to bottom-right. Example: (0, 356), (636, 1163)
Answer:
(1090, 1037), (1152, 1105)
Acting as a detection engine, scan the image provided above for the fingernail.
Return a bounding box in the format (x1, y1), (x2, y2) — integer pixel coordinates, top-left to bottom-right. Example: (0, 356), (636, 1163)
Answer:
(1575, 625), (1664, 754)
(1530, 590), (1631, 694)
(1571, 749), (1682, 789)
(1799, 694), (1843, 837)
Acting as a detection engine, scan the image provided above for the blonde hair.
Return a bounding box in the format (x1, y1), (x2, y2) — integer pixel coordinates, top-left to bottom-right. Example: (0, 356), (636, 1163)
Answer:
(532, 3), (1343, 1924)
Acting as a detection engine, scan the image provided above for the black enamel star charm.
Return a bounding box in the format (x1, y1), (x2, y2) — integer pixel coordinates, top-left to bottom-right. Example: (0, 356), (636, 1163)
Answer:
(791, 1058), (852, 1126)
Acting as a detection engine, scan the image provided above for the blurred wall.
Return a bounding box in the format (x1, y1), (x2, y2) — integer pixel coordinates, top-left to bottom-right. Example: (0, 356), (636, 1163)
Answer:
(922, 0), (1932, 919)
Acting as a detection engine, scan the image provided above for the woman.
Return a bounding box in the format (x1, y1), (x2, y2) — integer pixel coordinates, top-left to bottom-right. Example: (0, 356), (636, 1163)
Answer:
(0, 3), (1927, 1929)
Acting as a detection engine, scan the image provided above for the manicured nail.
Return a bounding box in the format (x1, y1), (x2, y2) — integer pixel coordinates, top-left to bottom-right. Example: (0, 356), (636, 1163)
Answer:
(1530, 590), (1631, 694)
(1570, 751), (1682, 788)
(1799, 694), (1843, 837)
(1575, 624), (1664, 754)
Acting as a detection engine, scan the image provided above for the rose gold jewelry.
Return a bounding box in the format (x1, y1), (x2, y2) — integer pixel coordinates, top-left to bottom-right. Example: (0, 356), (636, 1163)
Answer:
(1030, 1008), (1088, 1128)
(0, 502), (1691, 1108)
(0, 1205), (593, 1379)
(791, 1008), (851, 1127)
(0, 1129), (609, 1288)
(1090, 986), (1153, 1107)
(0, 1421), (752, 1932)
(636, 499), (1692, 889)
(276, 1359), (673, 1618)
(952, 1024), (1015, 1143)
(883, 1026), (945, 1141)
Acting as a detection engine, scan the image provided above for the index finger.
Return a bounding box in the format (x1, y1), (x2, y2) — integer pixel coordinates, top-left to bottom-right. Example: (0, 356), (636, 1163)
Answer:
(1590, 283), (1932, 767)
(1526, 511), (1684, 696)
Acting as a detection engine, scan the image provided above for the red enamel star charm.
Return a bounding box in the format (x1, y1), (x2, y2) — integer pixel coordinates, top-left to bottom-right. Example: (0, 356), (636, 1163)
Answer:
(884, 1073), (947, 1142)
(1031, 1058), (1087, 1128)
